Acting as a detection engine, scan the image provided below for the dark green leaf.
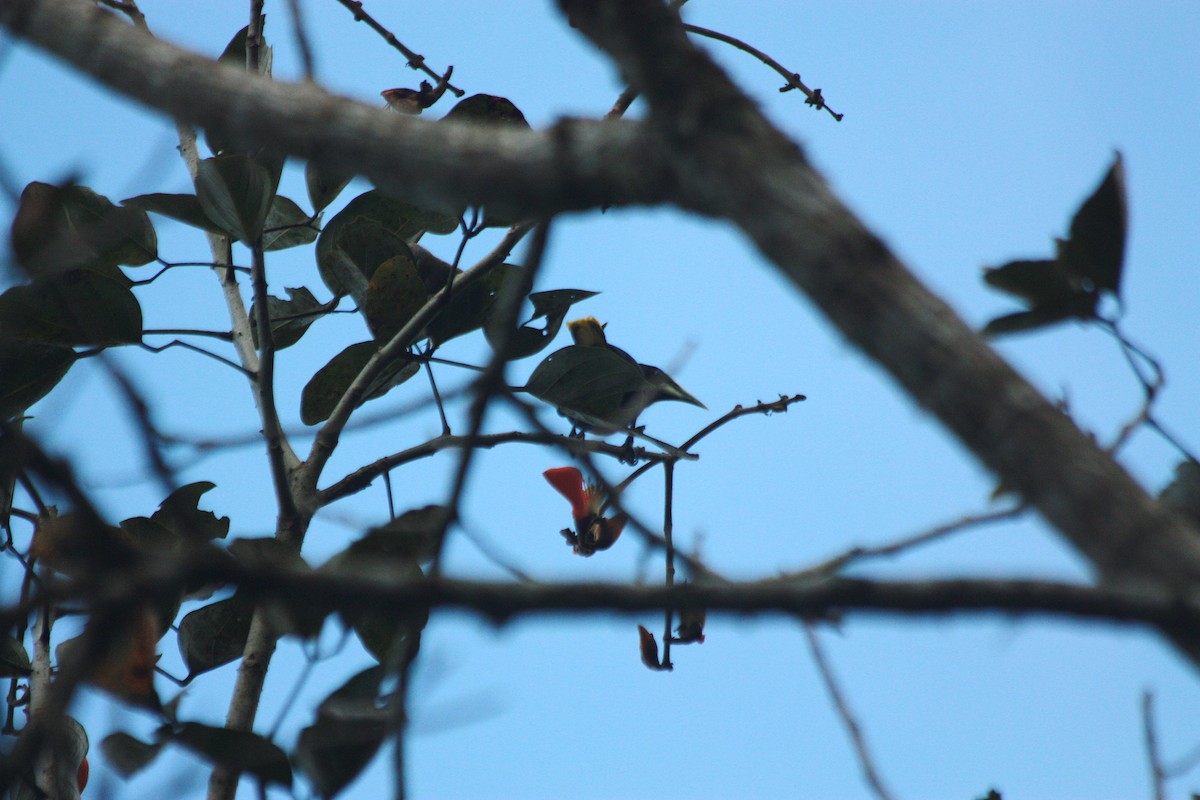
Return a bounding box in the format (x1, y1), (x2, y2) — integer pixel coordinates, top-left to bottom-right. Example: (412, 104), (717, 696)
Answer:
(441, 94), (529, 127)
(300, 341), (419, 425)
(121, 192), (226, 234)
(317, 665), (387, 719)
(364, 253), (427, 343)
(0, 336), (75, 417)
(316, 190), (456, 301)
(1064, 152), (1127, 296)
(0, 634), (31, 677)
(169, 722), (292, 787)
(425, 262), (519, 347)
(195, 154), (276, 243)
(305, 161), (354, 213)
(228, 538), (322, 637)
(101, 731), (165, 777)
(0, 263), (142, 346)
(262, 195), (319, 251)
(484, 287), (598, 361)
(981, 299), (1095, 337)
(209, 20), (272, 154)
(177, 594), (255, 678)
(982, 259), (1077, 305)
(250, 287), (335, 350)
(11, 182), (157, 274)
(295, 715), (388, 799)
(353, 506), (449, 563)
(322, 540), (428, 665)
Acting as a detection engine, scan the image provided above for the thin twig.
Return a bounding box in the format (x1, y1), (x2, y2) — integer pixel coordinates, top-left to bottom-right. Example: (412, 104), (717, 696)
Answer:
(803, 625), (896, 800)
(682, 24), (843, 121)
(284, 0), (315, 80)
(331, 0), (464, 98)
(1142, 690), (1167, 800)
(660, 460), (675, 670)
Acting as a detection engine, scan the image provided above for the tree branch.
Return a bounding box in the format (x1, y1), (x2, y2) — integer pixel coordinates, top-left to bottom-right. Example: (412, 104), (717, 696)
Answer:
(553, 0), (1200, 662)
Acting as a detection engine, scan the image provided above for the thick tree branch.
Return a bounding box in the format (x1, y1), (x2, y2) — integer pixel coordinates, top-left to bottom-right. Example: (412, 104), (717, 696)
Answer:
(0, 0), (673, 217)
(553, 0), (1200, 624)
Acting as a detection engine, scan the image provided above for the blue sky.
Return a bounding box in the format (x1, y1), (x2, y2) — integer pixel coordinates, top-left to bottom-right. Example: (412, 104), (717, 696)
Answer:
(2, 2), (1199, 798)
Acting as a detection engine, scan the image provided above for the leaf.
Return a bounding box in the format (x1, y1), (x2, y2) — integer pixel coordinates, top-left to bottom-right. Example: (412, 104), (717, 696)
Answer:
(1064, 152), (1127, 296)
(637, 625), (661, 670)
(58, 606), (162, 708)
(0, 335), (75, 418)
(176, 594), (255, 679)
(305, 161), (354, 213)
(982, 259), (1077, 305)
(208, 19), (272, 154)
(194, 154), (276, 243)
(322, 541), (428, 665)
(353, 506), (449, 564)
(169, 722), (292, 788)
(11, 182), (157, 274)
(440, 95), (530, 225)
(364, 253), (428, 343)
(299, 341), (419, 425)
(121, 192), (226, 234)
(295, 715), (388, 799)
(441, 94), (529, 127)
(250, 286), (335, 350)
(0, 634), (31, 677)
(262, 195), (319, 251)
(316, 190), (456, 301)
(101, 731), (165, 778)
(1160, 460), (1200, 531)
(981, 296), (1097, 338)
(484, 287), (598, 361)
(151, 481), (230, 542)
(0, 263), (143, 346)
(228, 538), (322, 638)
(424, 262), (518, 347)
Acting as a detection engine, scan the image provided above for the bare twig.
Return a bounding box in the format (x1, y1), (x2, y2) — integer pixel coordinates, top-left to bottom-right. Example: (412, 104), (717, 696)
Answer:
(683, 23), (843, 121)
(803, 625), (896, 800)
(331, 0), (464, 98)
(1142, 690), (1167, 800)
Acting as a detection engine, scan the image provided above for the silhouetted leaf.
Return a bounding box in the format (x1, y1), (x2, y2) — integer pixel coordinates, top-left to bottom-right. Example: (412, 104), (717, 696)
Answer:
(982, 259), (1076, 305)
(262, 195), (318, 251)
(121, 192), (226, 234)
(101, 731), (164, 778)
(195, 154), (276, 243)
(364, 253), (427, 343)
(177, 594), (255, 678)
(208, 20), (272, 154)
(637, 625), (660, 670)
(355, 506), (449, 564)
(300, 341), (419, 425)
(981, 294), (1097, 338)
(441, 94), (529, 127)
(0, 336), (75, 417)
(0, 634), (31, 677)
(1064, 152), (1127, 296)
(58, 607), (162, 709)
(152, 481), (230, 542)
(0, 264), (142, 346)
(11, 182), (156, 274)
(169, 722), (292, 787)
(305, 161), (353, 213)
(250, 286), (335, 350)
(484, 287), (598, 361)
(295, 714), (388, 799)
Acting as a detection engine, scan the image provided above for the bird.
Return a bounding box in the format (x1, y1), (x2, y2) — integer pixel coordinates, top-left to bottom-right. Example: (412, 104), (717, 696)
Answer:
(527, 316), (704, 438)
